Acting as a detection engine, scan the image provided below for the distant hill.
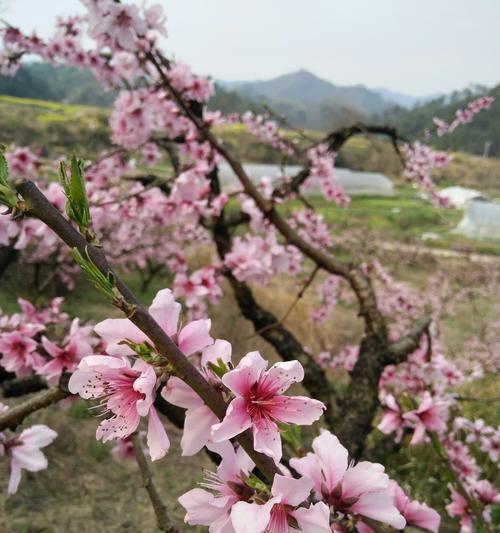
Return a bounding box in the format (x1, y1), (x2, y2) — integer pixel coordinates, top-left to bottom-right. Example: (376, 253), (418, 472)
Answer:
(219, 70), (405, 129)
(385, 85), (500, 157)
(0, 62), (115, 106)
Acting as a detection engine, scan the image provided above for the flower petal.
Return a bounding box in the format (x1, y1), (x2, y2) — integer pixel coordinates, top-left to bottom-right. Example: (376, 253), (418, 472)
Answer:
(351, 491), (406, 530)
(201, 339), (232, 367)
(253, 418), (282, 460)
(342, 461), (388, 500)
(264, 360), (304, 394)
(291, 502), (331, 533)
(147, 407), (170, 460)
(18, 425), (57, 448)
(211, 397), (252, 442)
(181, 405), (218, 456)
(311, 430), (348, 493)
(149, 288), (181, 337)
(268, 395), (325, 425)
(271, 474), (313, 506)
(7, 462), (22, 495)
(94, 318), (146, 355)
(230, 499), (276, 533)
(161, 376), (203, 409)
(178, 319), (213, 356)
(222, 351), (267, 396)
(178, 488), (229, 526)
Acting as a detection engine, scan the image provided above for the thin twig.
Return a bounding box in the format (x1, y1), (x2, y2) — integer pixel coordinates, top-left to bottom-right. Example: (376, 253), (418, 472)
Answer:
(455, 395), (500, 403)
(240, 266), (319, 341)
(132, 433), (178, 533)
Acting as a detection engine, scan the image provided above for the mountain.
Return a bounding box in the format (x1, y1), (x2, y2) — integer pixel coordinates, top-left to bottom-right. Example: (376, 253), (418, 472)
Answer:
(0, 62), (115, 106)
(218, 70), (424, 131)
(375, 88), (418, 109)
(384, 85), (500, 157)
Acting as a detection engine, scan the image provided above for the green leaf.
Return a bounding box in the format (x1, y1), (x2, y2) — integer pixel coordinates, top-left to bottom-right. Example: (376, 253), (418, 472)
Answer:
(492, 503), (500, 526)
(280, 424), (303, 453)
(206, 357), (230, 379)
(60, 155), (92, 239)
(0, 151), (8, 186)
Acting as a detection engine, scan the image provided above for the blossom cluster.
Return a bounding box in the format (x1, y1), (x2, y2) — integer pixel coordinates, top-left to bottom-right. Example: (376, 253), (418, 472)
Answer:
(433, 96), (494, 136)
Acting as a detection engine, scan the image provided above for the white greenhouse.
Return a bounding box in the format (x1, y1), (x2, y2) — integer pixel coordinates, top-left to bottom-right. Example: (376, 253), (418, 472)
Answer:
(438, 186), (484, 208)
(455, 199), (500, 241)
(218, 162), (394, 197)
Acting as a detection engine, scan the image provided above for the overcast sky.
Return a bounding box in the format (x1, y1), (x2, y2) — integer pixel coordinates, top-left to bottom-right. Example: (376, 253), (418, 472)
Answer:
(2, 0), (499, 96)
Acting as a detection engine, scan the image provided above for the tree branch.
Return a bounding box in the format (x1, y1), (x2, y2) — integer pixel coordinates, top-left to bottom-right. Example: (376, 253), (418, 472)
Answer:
(131, 433), (179, 533)
(388, 315), (432, 362)
(14, 179), (280, 482)
(0, 385), (68, 431)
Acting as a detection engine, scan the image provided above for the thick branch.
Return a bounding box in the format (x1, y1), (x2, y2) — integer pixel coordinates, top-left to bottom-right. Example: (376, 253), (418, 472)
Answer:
(388, 315), (432, 362)
(1, 375), (47, 397)
(15, 179), (280, 482)
(132, 433), (179, 533)
(0, 385), (68, 431)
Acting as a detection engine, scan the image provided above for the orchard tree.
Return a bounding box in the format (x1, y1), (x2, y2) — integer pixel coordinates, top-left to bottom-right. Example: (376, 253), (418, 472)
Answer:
(0, 2), (498, 532)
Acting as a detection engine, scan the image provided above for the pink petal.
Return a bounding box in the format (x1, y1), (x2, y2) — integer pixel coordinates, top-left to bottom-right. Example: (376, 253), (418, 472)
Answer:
(222, 351), (267, 396)
(178, 319), (213, 356)
(147, 407), (170, 460)
(161, 376), (203, 409)
(19, 425), (57, 448)
(312, 430), (348, 493)
(291, 502), (331, 533)
(178, 488), (230, 526)
(133, 364), (157, 417)
(68, 370), (103, 398)
(11, 445), (48, 472)
(211, 397), (252, 442)
(148, 288), (181, 337)
(289, 453), (323, 494)
(271, 474), (313, 506)
(269, 395), (325, 425)
(7, 462), (22, 495)
(342, 461), (388, 500)
(96, 412), (140, 442)
(230, 499), (276, 533)
(351, 491), (406, 530)
(253, 418), (282, 460)
(201, 339), (232, 367)
(410, 421), (427, 444)
(181, 405), (218, 456)
(94, 318), (146, 355)
(41, 336), (62, 358)
(264, 360), (304, 394)
(405, 500), (441, 532)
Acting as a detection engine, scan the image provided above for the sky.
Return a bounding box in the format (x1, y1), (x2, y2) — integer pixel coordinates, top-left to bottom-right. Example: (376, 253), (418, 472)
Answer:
(2, 0), (499, 97)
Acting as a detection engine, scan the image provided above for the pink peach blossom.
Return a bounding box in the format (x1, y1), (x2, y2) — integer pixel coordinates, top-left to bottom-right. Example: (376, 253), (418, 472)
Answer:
(211, 351), (325, 460)
(68, 355), (169, 460)
(290, 430), (406, 530)
(231, 474), (330, 533)
(389, 481), (440, 532)
(178, 441), (255, 532)
(1, 423), (57, 495)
